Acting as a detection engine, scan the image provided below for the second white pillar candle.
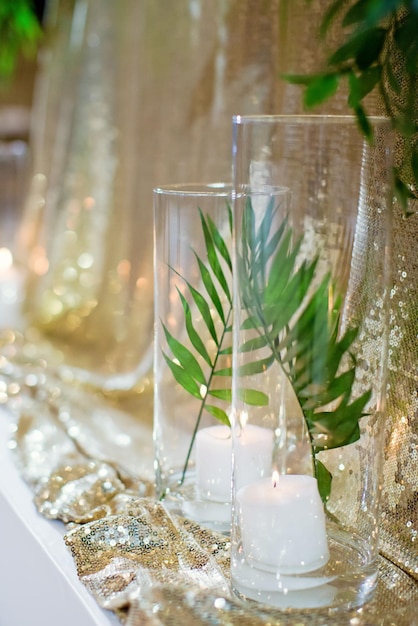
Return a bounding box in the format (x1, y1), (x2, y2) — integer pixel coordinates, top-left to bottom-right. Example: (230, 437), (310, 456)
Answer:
(196, 424), (273, 502)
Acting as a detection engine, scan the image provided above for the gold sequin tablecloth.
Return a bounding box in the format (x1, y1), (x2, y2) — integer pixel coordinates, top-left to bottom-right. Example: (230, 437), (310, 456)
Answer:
(1, 370), (416, 626)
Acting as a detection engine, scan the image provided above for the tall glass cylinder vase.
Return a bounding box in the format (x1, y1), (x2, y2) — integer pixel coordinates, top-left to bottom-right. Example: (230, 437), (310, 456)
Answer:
(17, 0), (288, 404)
(154, 183), (235, 531)
(231, 115), (393, 610)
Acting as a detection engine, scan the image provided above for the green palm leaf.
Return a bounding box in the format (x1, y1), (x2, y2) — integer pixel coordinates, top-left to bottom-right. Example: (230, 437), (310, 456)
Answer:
(163, 201), (268, 485)
(194, 253), (226, 323)
(205, 404), (231, 426)
(163, 195), (372, 500)
(162, 324), (206, 385)
(162, 353), (202, 400)
(186, 280), (219, 345)
(199, 208), (232, 302)
(177, 288), (212, 367)
(238, 198), (373, 502)
(206, 208), (233, 271)
(208, 388), (232, 402)
(237, 388), (269, 406)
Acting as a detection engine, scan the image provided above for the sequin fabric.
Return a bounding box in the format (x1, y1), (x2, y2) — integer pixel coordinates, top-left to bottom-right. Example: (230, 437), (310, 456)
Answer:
(380, 205), (418, 580)
(278, 0), (418, 582)
(0, 0), (416, 622)
(4, 375), (417, 626)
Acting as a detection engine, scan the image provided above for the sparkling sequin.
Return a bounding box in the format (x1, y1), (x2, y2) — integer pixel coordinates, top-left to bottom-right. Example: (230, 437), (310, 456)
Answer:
(3, 391), (415, 624)
(0, 2), (416, 617)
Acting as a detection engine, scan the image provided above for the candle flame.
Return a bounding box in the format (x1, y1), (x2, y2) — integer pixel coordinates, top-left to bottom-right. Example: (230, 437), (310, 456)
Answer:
(0, 248), (13, 272)
(272, 470), (279, 488)
(240, 410), (248, 428)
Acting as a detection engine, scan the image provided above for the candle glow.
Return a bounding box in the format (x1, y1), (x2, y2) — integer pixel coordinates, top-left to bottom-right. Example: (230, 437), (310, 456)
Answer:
(272, 470), (279, 488)
(195, 424), (273, 502)
(237, 474), (330, 574)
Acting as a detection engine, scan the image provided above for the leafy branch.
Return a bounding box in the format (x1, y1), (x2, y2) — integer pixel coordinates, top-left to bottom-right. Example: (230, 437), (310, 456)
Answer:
(163, 198), (372, 502)
(162, 204), (268, 486)
(237, 197), (372, 502)
(0, 1), (42, 78)
(283, 0), (418, 212)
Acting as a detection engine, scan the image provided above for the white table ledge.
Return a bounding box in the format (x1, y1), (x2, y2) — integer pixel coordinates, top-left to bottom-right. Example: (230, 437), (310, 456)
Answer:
(0, 410), (121, 626)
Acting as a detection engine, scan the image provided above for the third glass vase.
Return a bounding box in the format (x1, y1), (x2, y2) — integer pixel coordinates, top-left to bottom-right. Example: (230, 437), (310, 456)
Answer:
(231, 115), (393, 610)
(153, 183), (235, 531)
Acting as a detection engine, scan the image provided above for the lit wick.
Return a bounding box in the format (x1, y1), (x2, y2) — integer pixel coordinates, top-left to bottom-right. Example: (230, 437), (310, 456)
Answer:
(272, 470), (279, 489)
(0, 248), (13, 272)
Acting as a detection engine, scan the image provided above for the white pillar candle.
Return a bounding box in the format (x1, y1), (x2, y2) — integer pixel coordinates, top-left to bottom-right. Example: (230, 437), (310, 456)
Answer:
(196, 424), (273, 502)
(237, 473), (329, 574)
(0, 251), (24, 329)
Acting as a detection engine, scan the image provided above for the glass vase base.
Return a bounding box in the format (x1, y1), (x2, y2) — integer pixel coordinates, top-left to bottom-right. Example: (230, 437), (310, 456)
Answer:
(232, 565), (377, 611)
(182, 499), (231, 533)
(231, 529), (378, 611)
(232, 569), (337, 610)
(160, 484), (231, 534)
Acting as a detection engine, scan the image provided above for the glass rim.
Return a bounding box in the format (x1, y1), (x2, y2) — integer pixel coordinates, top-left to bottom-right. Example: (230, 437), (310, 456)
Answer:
(232, 113), (391, 127)
(154, 183), (292, 200)
(153, 182), (233, 197)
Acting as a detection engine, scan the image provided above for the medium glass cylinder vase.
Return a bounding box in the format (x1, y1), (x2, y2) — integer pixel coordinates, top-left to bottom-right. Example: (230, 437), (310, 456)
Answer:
(153, 183), (235, 531)
(231, 115), (393, 610)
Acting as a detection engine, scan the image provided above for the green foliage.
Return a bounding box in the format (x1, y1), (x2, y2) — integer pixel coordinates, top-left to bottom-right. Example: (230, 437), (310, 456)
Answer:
(164, 197), (371, 502)
(285, 0), (418, 211)
(237, 198), (371, 502)
(162, 203), (269, 484)
(0, 1), (42, 78)
(304, 73), (340, 107)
